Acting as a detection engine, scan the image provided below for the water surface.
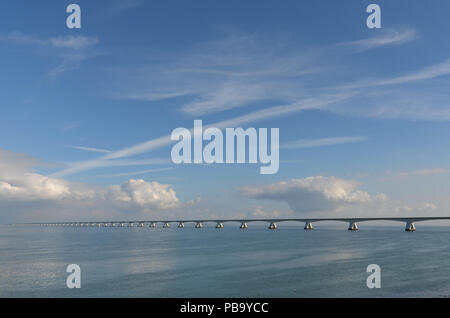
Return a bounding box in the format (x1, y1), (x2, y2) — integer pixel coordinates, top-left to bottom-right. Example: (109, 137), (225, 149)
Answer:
(1, 224), (449, 297)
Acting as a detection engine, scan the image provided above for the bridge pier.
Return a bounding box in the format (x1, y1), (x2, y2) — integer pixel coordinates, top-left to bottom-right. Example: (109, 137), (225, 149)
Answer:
(405, 221), (416, 232)
(304, 222), (313, 230)
(268, 222), (278, 230)
(149, 222), (156, 228)
(240, 222), (248, 229)
(178, 222), (185, 228)
(195, 222), (203, 229)
(216, 222), (224, 228)
(348, 221), (359, 231)
(128, 222), (134, 228)
(163, 222), (170, 228)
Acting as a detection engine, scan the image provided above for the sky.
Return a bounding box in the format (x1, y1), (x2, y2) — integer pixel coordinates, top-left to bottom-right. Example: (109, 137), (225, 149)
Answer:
(1, 0), (450, 223)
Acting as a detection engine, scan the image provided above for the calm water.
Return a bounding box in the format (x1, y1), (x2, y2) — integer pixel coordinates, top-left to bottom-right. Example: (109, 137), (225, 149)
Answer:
(1, 224), (450, 297)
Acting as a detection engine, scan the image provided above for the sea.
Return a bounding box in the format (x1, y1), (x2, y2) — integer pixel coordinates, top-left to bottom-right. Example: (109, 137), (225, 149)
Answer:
(1, 223), (450, 297)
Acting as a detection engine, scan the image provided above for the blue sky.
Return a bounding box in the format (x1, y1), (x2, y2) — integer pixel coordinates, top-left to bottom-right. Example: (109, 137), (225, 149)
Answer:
(1, 0), (450, 223)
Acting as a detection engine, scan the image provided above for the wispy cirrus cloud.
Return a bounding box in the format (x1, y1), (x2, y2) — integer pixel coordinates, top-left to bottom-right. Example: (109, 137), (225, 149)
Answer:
(109, 28), (416, 117)
(0, 31), (100, 76)
(99, 167), (175, 178)
(386, 168), (449, 178)
(2, 32), (99, 50)
(338, 28), (416, 52)
(67, 145), (112, 154)
(339, 58), (450, 90)
(52, 28), (450, 178)
(52, 92), (352, 177)
(281, 136), (367, 149)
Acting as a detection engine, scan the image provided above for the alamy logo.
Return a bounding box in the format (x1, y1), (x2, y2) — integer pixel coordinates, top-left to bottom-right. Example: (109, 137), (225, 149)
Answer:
(366, 264), (381, 288)
(66, 264), (81, 289)
(171, 120), (279, 174)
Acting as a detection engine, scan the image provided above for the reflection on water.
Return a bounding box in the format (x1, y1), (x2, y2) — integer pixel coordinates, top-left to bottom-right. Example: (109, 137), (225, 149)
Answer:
(1, 225), (450, 297)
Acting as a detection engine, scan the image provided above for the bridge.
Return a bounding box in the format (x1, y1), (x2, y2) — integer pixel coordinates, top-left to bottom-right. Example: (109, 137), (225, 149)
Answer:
(30, 216), (450, 231)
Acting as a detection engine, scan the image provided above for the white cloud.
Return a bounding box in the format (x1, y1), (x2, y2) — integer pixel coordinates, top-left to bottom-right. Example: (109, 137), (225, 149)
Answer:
(181, 81), (268, 115)
(281, 136), (367, 149)
(52, 158), (171, 177)
(0, 149), (180, 222)
(2, 32), (98, 50)
(45, 30), (450, 177)
(67, 145), (112, 154)
(99, 167), (174, 178)
(53, 92), (352, 177)
(111, 29), (416, 115)
(0, 173), (96, 201)
(109, 179), (179, 209)
(386, 168), (448, 178)
(242, 176), (372, 214)
(47, 36), (99, 50)
(1, 31), (100, 76)
(109, 33), (321, 116)
(241, 176), (443, 219)
(340, 28), (416, 52)
(338, 58), (450, 91)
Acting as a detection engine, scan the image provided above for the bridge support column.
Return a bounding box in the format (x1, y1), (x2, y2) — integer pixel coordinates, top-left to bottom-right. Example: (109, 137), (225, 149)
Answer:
(120, 223), (125, 227)
(128, 222), (134, 227)
(178, 222), (185, 228)
(348, 222), (359, 231)
(240, 222), (248, 229)
(138, 223), (145, 227)
(216, 222), (224, 228)
(195, 222), (203, 229)
(149, 222), (156, 228)
(304, 222), (313, 230)
(268, 222), (278, 230)
(405, 221), (416, 232)
(163, 222), (170, 228)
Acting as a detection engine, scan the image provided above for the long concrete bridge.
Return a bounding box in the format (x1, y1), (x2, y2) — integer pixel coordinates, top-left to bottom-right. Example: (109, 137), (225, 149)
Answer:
(31, 217), (450, 231)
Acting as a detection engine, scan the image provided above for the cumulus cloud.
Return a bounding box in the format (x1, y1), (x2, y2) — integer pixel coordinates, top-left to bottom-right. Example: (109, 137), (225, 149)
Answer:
(0, 173), (178, 210)
(242, 176), (372, 214)
(0, 149), (180, 222)
(241, 176), (442, 219)
(0, 149), (98, 202)
(0, 173), (96, 201)
(109, 179), (179, 209)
